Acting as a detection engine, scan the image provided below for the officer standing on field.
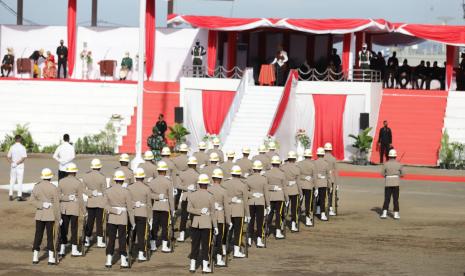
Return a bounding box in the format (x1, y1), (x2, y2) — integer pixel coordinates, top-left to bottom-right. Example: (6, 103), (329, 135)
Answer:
(297, 149), (316, 226)
(380, 149), (403, 220)
(323, 143), (338, 216)
(116, 153), (134, 185)
(314, 148), (330, 221)
(280, 151), (302, 232)
(138, 151), (158, 183)
(177, 156), (200, 242)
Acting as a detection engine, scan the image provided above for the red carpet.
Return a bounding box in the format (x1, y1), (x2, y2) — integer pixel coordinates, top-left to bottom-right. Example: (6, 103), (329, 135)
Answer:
(371, 89), (448, 166)
(339, 171), (465, 183)
(119, 82), (180, 153)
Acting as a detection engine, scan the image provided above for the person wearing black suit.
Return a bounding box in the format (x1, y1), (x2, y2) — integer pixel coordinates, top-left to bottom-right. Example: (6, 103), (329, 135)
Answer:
(377, 120), (393, 163)
(56, 39), (68, 78)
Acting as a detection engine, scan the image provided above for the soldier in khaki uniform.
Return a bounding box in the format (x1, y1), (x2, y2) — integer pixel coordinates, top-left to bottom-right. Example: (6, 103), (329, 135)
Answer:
(172, 143), (189, 207)
(206, 137), (224, 163)
(220, 150), (236, 179)
(58, 163), (84, 257)
(31, 168), (61, 265)
(104, 170), (135, 268)
(246, 160), (270, 248)
(265, 141), (279, 160)
(280, 151), (302, 232)
(116, 153), (134, 185)
(252, 144), (271, 171)
(208, 168), (230, 266)
(128, 168), (153, 261)
(148, 161), (175, 253)
(138, 151), (158, 183)
(200, 152), (221, 178)
(323, 143), (338, 216)
(193, 141), (209, 170)
(222, 165), (249, 258)
(177, 156), (200, 242)
(236, 146), (253, 178)
(297, 149), (316, 226)
(380, 149), (404, 220)
(314, 147), (330, 221)
(82, 159), (107, 248)
(160, 146), (178, 190)
(264, 155), (288, 239)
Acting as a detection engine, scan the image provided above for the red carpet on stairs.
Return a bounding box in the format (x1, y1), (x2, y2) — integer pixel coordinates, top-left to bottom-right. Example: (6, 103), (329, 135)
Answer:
(371, 89), (448, 166)
(119, 82), (180, 153)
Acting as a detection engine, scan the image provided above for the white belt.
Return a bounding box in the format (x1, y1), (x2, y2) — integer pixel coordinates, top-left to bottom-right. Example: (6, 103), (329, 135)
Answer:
(113, 207), (127, 212)
(288, 181), (296, 186)
(134, 203), (146, 207)
(317, 174), (326, 179)
(252, 192), (263, 198)
(304, 176), (312, 181)
(386, 175), (399, 178)
(159, 199), (168, 202)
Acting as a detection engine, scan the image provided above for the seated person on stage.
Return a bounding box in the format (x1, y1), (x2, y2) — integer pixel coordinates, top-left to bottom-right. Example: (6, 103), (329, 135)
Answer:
(1, 47), (14, 77)
(397, 59), (411, 89)
(432, 61), (445, 90)
(298, 60), (311, 80)
(29, 49), (46, 78)
(411, 60), (426, 89)
(119, 51), (133, 81)
(42, 51), (57, 79)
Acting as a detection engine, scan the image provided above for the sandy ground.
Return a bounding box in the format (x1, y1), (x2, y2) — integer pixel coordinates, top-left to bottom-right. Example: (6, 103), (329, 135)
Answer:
(0, 155), (465, 275)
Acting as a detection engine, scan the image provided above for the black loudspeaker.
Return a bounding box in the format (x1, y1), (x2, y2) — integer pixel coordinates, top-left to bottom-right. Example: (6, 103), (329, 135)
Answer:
(175, 107), (184, 124)
(360, 113), (369, 130)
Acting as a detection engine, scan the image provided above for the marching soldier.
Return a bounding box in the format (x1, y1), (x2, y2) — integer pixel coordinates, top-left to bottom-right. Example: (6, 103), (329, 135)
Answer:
(191, 39), (206, 77)
(220, 150), (236, 179)
(82, 159), (106, 248)
(206, 137), (225, 163)
(201, 152), (221, 178)
(323, 143), (338, 216)
(128, 168), (153, 262)
(160, 146), (177, 186)
(58, 163), (84, 257)
(116, 153), (134, 185)
(138, 151), (158, 183)
(173, 143), (189, 207)
(148, 161), (175, 253)
(104, 170), (135, 268)
(31, 168), (60, 265)
(222, 165), (249, 258)
(188, 174), (217, 273)
(314, 147), (330, 221)
(208, 168), (230, 266)
(177, 156), (200, 242)
(236, 146), (253, 178)
(246, 160), (269, 248)
(252, 144), (271, 171)
(193, 141), (209, 169)
(297, 149), (316, 226)
(280, 151), (302, 232)
(264, 156), (288, 239)
(380, 149), (403, 220)
(266, 141), (279, 160)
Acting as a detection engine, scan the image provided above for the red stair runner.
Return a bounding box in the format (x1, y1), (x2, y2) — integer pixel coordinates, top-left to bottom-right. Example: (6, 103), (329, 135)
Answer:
(371, 89), (448, 166)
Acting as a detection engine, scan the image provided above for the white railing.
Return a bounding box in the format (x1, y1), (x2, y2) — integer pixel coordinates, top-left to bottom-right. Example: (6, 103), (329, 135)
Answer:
(182, 65), (244, 79)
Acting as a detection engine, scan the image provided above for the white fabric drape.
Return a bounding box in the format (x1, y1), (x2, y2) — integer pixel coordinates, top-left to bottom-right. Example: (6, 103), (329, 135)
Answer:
(274, 79), (298, 158)
(183, 89), (206, 151)
(295, 94), (315, 154)
(343, 95), (366, 161)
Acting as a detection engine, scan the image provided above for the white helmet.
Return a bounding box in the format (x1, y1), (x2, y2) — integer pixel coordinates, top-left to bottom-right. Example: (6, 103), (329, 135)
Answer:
(317, 147), (325, 156)
(388, 149), (397, 157)
(113, 170), (126, 181)
(143, 151), (154, 161)
(303, 149), (312, 158)
(258, 144), (267, 153)
(198, 174), (210, 184)
(268, 141), (277, 150)
(271, 155), (281, 165)
(66, 162), (78, 173)
(252, 160), (263, 170)
(41, 168), (54, 180)
(212, 137), (221, 146)
(187, 156), (198, 165)
(157, 161), (169, 171)
(135, 167), (145, 178)
(198, 141), (207, 150)
(226, 150), (235, 158)
(324, 143), (333, 151)
(212, 168), (224, 179)
(287, 151), (297, 159)
(161, 147), (171, 156)
(231, 165), (242, 176)
(242, 147), (251, 154)
(119, 153), (130, 162)
(91, 158), (102, 169)
(179, 143), (189, 152)
(209, 152), (220, 162)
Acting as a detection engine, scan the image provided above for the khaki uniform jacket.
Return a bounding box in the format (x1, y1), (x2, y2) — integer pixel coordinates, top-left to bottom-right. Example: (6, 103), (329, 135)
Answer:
(324, 153), (338, 184)
(178, 168), (199, 202)
(193, 151), (209, 169)
(252, 154), (271, 171)
(58, 176), (85, 216)
(236, 157), (253, 177)
(222, 178), (250, 218)
(264, 167), (288, 202)
(382, 160), (404, 187)
(266, 151), (279, 160)
(127, 180), (153, 219)
(313, 158), (330, 188)
(32, 180), (61, 222)
(188, 189), (217, 229)
(200, 163), (221, 180)
(138, 161), (158, 183)
(82, 170), (106, 208)
(104, 184), (135, 226)
(280, 162), (301, 196)
(246, 172), (270, 206)
(148, 176), (174, 213)
(172, 154), (189, 172)
(161, 157), (179, 188)
(116, 165), (134, 185)
(206, 148), (225, 163)
(297, 159), (315, 190)
(208, 184), (231, 224)
(220, 160), (235, 180)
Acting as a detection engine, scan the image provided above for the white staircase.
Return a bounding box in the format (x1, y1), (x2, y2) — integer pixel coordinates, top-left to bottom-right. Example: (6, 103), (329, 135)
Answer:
(444, 91), (465, 143)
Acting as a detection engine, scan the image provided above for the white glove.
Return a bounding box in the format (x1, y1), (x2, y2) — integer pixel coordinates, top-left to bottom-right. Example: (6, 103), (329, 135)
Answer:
(199, 164), (206, 169)
(244, 173), (250, 178)
(273, 185), (280, 191)
(42, 202), (51, 209)
(266, 206), (271, 215)
(92, 190), (99, 197)
(59, 219), (63, 226)
(148, 218), (153, 230)
(165, 175), (171, 180)
(314, 189), (319, 197)
(173, 189), (178, 196)
(201, 208), (209, 215)
(214, 227), (219, 235)
(299, 195), (304, 201)
(115, 208), (123, 215)
(285, 201), (289, 207)
(245, 216), (251, 223)
(231, 196), (238, 203)
(260, 171), (266, 176)
(158, 194), (165, 200)
(187, 184), (196, 192)
(68, 194), (76, 201)
(304, 176), (312, 181)
(214, 202), (223, 211)
(131, 224), (136, 231)
(228, 223), (233, 230)
(135, 201), (141, 208)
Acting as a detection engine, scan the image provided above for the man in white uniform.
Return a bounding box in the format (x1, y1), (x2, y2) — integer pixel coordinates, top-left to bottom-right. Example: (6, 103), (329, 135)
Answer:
(7, 135), (27, 201)
(53, 134), (75, 180)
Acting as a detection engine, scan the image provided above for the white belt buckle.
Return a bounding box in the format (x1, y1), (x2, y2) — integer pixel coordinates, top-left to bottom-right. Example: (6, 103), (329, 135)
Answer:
(288, 181), (296, 186)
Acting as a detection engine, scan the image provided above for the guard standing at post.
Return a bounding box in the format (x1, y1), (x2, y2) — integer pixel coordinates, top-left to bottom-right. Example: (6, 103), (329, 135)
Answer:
(177, 156), (200, 242)
(236, 147), (253, 178)
(56, 39), (68, 78)
(116, 153), (134, 185)
(314, 148), (330, 221)
(264, 156), (288, 239)
(380, 149), (403, 220)
(191, 39), (206, 77)
(280, 151), (302, 232)
(220, 150), (236, 179)
(323, 143), (338, 216)
(297, 149), (316, 226)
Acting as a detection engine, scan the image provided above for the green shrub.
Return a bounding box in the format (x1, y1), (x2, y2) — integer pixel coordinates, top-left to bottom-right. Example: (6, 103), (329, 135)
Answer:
(74, 122), (117, 154)
(0, 124), (40, 153)
(41, 144), (59, 154)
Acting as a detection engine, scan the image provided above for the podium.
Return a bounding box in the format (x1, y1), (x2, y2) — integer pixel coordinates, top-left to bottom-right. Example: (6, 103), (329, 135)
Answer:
(259, 64), (276, 86)
(99, 60), (117, 78)
(16, 58), (33, 74)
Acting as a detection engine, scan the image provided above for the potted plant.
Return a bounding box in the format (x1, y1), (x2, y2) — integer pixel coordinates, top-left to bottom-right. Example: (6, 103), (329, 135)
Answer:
(348, 127), (373, 165)
(439, 130), (455, 169)
(167, 123), (190, 151)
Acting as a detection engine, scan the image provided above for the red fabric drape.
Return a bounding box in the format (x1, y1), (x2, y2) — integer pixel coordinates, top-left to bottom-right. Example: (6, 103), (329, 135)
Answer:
(355, 32), (364, 68)
(342, 33), (351, 74)
(312, 94), (347, 160)
(268, 70), (298, 135)
(227, 32), (237, 77)
(446, 45), (455, 90)
(145, 0), (155, 80)
(67, 0), (76, 77)
(202, 90), (235, 134)
(207, 30), (218, 76)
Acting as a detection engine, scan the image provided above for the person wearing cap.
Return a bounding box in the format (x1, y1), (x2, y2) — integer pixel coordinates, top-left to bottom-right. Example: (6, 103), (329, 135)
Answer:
(206, 137), (224, 163)
(220, 150), (236, 179)
(236, 147), (253, 177)
(191, 39), (206, 78)
(314, 147), (330, 221)
(128, 168), (153, 261)
(148, 161), (175, 253)
(280, 151), (302, 232)
(323, 143), (338, 217)
(82, 159), (107, 248)
(172, 143), (189, 207)
(200, 152), (221, 179)
(380, 149), (403, 220)
(104, 170), (135, 268)
(297, 149), (316, 226)
(252, 144), (271, 171)
(266, 141), (279, 160)
(138, 151), (158, 183)
(222, 165), (249, 258)
(177, 156), (200, 242)
(7, 134), (27, 201)
(264, 155), (288, 239)
(246, 160), (270, 248)
(1, 47), (14, 77)
(188, 175), (217, 273)
(193, 141), (209, 169)
(359, 42), (372, 70)
(115, 153), (134, 185)
(31, 168), (60, 265)
(208, 168), (230, 266)
(53, 134), (75, 180)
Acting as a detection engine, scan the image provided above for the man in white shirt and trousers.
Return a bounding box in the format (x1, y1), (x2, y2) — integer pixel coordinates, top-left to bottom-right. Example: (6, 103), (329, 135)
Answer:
(53, 134), (76, 180)
(7, 135), (27, 201)
(271, 44), (289, 86)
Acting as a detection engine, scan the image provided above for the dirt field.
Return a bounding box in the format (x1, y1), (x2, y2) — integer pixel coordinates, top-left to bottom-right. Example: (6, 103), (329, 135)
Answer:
(0, 155), (465, 275)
